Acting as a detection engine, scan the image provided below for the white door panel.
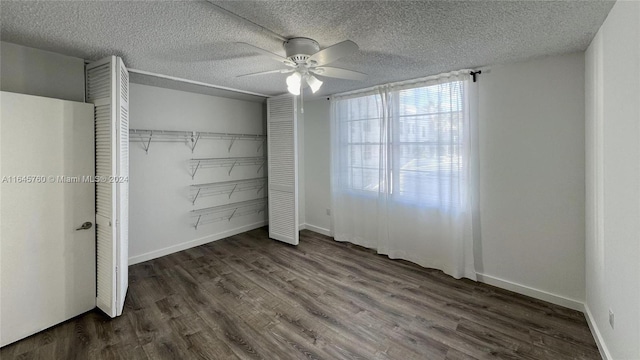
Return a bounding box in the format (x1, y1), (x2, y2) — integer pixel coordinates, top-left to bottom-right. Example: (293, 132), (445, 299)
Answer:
(0, 91), (95, 347)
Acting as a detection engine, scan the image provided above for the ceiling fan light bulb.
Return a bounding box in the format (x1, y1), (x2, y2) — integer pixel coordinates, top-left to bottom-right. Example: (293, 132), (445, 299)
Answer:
(307, 75), (323, 93)
(287, 85), (300, 96)
(286, 72), (302, 88)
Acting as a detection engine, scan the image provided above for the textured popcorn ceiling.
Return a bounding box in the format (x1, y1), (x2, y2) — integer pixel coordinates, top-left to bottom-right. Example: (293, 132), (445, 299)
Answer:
(1, 0), (614, 98)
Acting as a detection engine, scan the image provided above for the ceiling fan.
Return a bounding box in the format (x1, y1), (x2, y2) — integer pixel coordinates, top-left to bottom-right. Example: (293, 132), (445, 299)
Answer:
(237, 37), (367, 95)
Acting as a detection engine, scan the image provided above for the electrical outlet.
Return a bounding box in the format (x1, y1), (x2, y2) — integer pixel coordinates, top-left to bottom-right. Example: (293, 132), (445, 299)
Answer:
(326, 208), (331, 216)
(609, 309), (615, 329)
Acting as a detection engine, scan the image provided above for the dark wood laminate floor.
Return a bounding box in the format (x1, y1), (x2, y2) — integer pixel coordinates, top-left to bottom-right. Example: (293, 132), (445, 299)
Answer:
(1, 228), (600, 360)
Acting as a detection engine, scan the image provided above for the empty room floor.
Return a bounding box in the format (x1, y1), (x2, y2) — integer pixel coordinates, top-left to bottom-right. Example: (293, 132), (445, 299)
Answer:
(1, 228), (599, 359)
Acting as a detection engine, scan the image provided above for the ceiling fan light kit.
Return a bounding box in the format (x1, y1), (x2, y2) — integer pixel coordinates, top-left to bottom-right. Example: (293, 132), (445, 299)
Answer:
(238, 37), (367, 96)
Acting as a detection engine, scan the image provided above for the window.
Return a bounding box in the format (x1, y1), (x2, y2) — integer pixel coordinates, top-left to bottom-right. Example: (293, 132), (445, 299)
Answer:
(335, 94), (384, 192)
(393, 81), (464, 207)
(334, 80), (466, 208)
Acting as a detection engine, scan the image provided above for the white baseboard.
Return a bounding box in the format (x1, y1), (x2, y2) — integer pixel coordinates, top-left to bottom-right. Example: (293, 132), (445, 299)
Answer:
(583, 304), (612, 360)
(300, 223), (332, 237)
(128, 221), (267, 265)
(475, 273), (584, 311)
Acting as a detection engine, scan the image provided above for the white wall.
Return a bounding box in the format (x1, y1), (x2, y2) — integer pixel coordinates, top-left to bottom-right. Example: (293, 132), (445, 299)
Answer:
(477, 52), (586, 307)
(302, 53), (586, 308)
(585, 1), (640, 359)
(128, 83), (267, 264)
(303, 99), (332, 235)
(0, 42), (85, 102)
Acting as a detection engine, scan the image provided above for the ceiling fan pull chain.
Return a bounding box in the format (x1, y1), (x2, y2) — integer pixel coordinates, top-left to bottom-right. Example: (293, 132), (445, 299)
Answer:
(300, 83), (304, 114)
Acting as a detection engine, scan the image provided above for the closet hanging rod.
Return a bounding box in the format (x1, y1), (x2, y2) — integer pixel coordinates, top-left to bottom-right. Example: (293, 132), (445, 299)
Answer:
(190, 177), (266, 189)
(189, 157), (265, 178)
(130, 129), (266, 153)
(130, 129), (265, 140)
(191, 156), (265, 162)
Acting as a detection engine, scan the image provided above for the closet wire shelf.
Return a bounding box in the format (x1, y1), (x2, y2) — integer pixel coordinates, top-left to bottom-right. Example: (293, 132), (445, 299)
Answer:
(189, 157), (265, 179)
(130, 129), (266, 154)
(190, 177), (266, 205)
(191, 198), (267, 229)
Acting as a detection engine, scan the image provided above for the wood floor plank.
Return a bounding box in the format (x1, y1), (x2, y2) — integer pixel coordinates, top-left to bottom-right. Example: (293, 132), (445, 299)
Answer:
(0, 228), (599, 360)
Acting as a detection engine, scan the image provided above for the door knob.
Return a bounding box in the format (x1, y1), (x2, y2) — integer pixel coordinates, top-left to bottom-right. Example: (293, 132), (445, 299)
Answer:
(76, 222), (93, 231)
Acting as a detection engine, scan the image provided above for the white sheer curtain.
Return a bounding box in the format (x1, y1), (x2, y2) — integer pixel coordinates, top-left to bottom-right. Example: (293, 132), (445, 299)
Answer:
(330, 71), (478, 280)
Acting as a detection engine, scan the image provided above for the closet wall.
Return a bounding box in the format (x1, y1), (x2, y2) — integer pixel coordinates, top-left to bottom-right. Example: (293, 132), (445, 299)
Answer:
(128, 83), (267, 264)
(0, 41), (84, 101)
(302, 99), (331, 235)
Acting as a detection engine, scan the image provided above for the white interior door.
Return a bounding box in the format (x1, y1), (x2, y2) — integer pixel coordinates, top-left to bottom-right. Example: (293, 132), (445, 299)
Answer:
(267, 95), (299, 245)
(0, 91), (96, 347)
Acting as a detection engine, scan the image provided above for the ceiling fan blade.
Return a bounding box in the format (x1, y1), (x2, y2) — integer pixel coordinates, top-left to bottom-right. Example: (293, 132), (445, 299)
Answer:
(308, 40), (359, 66)
(237, 69), (293, 78)
(311, 67), (367, 81)
(237, 42), (296, 67)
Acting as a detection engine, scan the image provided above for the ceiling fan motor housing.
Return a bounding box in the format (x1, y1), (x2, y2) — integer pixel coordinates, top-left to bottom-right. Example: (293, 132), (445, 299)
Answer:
(284, 37), (320, 64)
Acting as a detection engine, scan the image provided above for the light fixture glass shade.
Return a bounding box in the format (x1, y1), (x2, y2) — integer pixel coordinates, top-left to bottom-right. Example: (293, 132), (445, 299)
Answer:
(287, 85), (300, 96)
(306, 75), (323, 93)
(286, 72), (302, 93)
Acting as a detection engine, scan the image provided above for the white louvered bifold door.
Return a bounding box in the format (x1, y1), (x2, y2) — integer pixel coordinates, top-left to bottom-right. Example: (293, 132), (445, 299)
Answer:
(86, 56), (129, 318)
(115, 58), (129, 316)
(267, 95), (299, 245)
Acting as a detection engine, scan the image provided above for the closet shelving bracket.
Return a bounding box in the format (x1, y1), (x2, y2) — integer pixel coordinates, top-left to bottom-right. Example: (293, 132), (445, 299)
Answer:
(131, 129), (153, 154)
(257, 138), (266, 153)
(228, 160), (237, 176)
(190, 160), (201, 180)
(228, 184), (238, 199)
(228, 208), (238, 222)
(190, 132), (201, 153)
(192, 188), (202, 205)
(228, 137), (236, 152)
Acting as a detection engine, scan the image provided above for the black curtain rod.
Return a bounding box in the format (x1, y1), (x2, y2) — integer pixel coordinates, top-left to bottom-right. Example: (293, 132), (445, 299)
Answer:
(328, 70), (483, 100)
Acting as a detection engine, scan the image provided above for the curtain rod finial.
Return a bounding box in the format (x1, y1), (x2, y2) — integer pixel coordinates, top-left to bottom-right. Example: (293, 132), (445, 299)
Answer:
(470, 70), (482, 82)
